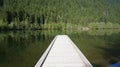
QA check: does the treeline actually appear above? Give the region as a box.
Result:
[0,0,120,30]
[88,22,120,29]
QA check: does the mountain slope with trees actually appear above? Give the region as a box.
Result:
[0,0,120,30]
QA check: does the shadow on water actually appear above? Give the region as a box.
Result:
[0,29,120,67]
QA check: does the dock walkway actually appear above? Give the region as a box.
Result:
[35,35,93,67]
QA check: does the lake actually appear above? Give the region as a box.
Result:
[0,29,120,67]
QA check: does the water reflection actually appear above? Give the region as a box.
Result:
[69,29,120,67]
[0,30,58,67]
[0,29,120,67]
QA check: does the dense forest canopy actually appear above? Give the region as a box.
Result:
[0,0,120,30]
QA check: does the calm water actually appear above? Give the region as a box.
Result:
[0,30,120,67]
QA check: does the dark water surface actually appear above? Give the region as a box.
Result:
[0,30,120,67]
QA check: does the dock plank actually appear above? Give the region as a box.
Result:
[35,35,93,67]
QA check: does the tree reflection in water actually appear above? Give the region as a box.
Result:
[0,30,120,67]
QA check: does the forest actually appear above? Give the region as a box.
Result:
[0,0,120,30]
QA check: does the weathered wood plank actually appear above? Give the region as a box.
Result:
[35,35,93,67]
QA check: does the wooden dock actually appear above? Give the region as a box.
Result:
[35,35,93,67]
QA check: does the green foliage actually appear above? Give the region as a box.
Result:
[88,22,120,29]
[0,0,120,30]
[88,29,120,36]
